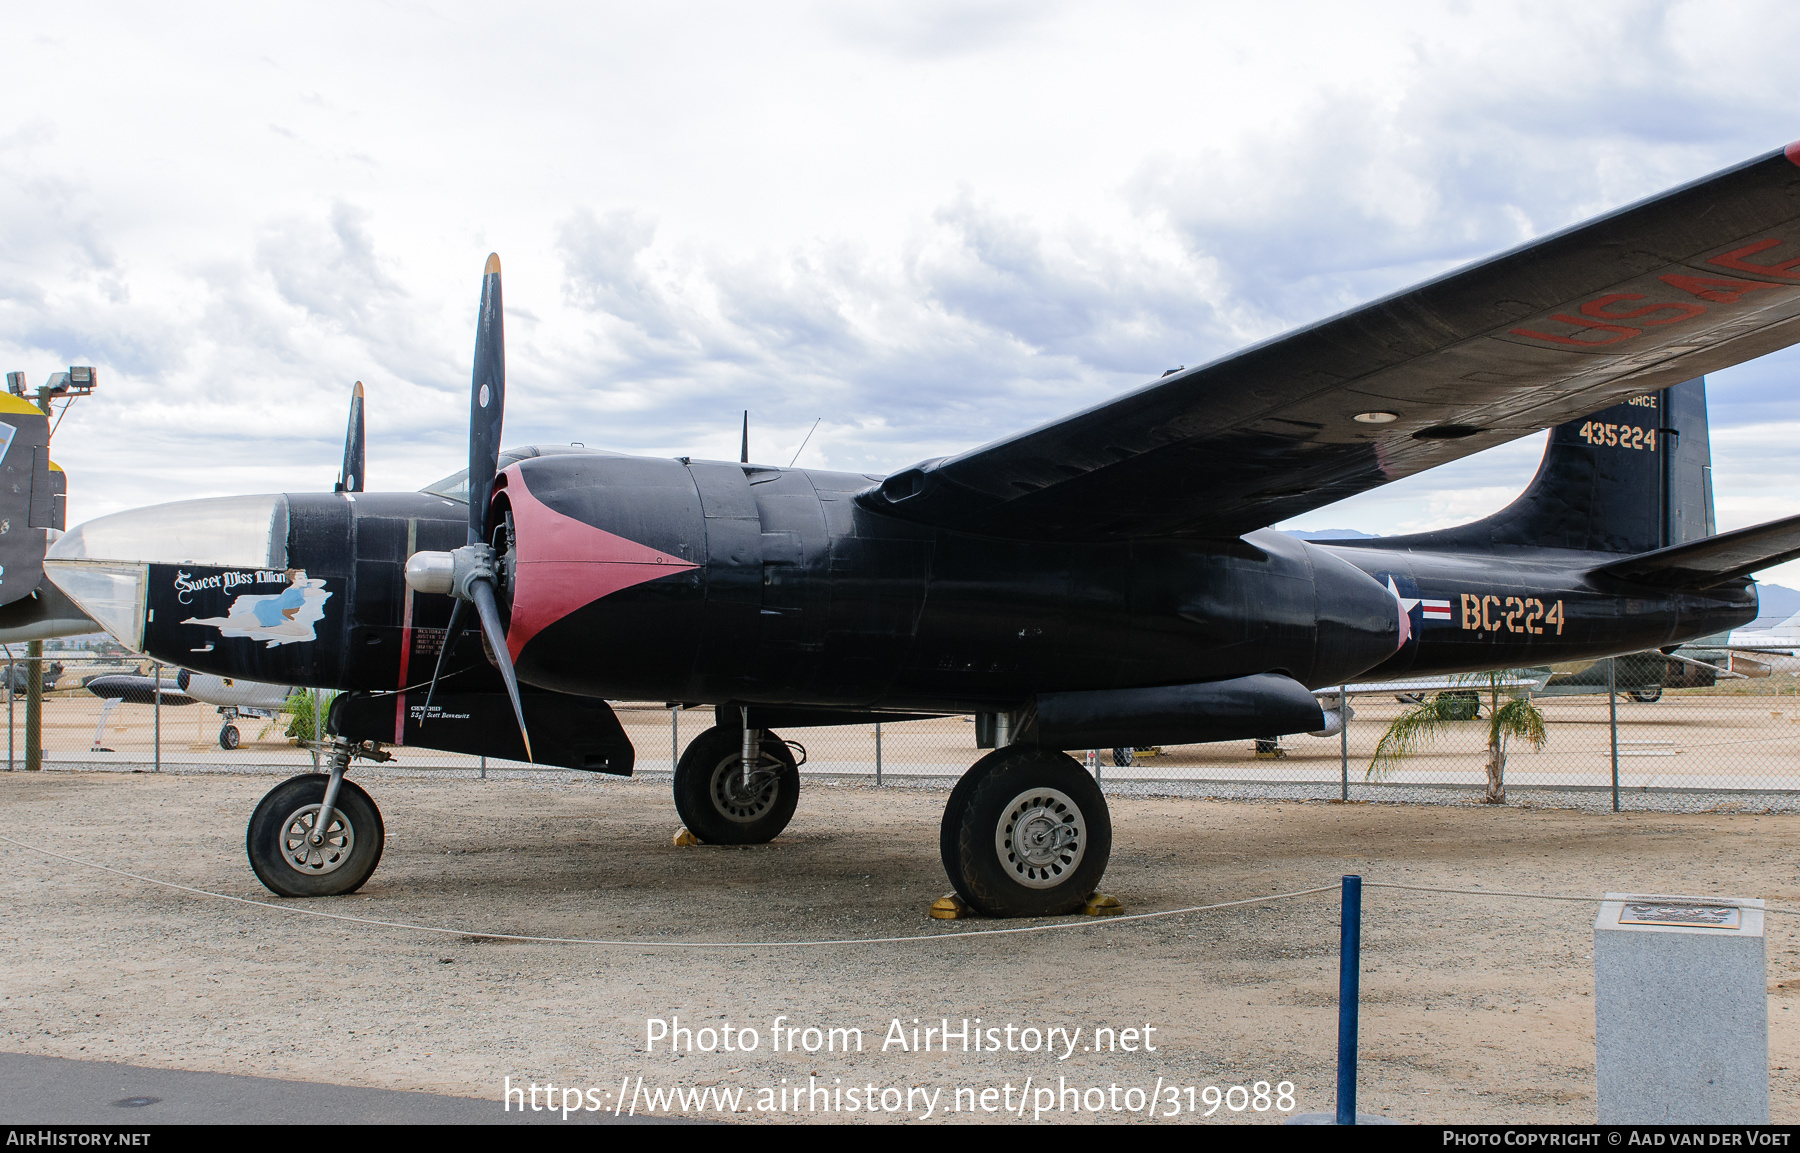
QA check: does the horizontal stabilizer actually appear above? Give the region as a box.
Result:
[1594,512,1800,589]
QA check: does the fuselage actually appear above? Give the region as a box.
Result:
[51,448,1756,718]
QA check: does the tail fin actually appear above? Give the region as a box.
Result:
[1398,377,1713,555]
[0,393,63,607]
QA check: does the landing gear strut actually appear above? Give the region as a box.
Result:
[672,718,801,845]
[940,746,1112,918]
[246,739,391,897]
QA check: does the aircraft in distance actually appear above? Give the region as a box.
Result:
[0,379,101,646]
[84,669,297,750]
[42,142,1800,917]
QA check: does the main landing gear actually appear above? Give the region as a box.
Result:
[246,739,392,897]
[673,714,1115,918]
[673,717,802,845]
[940,746,1112,918]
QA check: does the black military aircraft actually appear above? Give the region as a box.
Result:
[43,142,1800,916]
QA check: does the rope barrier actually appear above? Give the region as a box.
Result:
[7,831,1793,949]
[1365,880,1800,916]
[0,833,1333,948]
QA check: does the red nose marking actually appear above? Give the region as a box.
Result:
[1788,140,1800,168]
[500,465,698,660]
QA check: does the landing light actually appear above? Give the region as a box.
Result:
[1352,411,1399,424]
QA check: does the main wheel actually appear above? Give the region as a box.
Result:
[219,724,241,750]
[940,746,1113,918]
[246,774,385,897]
[672,725,800,845]
[1436,690,1481,720]
[1110,747,1133,767]
[1629,687,1663,703]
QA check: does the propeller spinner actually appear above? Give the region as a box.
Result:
[403,254,533,759]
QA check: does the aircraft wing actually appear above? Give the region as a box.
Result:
[860,145,1800,541]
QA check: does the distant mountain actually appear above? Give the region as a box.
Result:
[1281,529,1380,541]
[1749,583,1800,629]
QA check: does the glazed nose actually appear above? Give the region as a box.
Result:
[43,494,289,649]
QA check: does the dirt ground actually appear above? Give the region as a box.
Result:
[3,770,1799,1125]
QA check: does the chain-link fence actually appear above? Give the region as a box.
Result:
[11,652,1800,807]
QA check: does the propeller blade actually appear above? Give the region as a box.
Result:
[423,597,468,711]
[740,410,749,464]
[469,577,532,761]
[468,254,506,546]
[335,381,365,493]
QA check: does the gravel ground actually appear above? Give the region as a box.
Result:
[6,769,1800,1125]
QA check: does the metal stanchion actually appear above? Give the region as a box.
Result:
[5,647,14,772]
[875,722,883,787]
[1609,657,1620,813]
[153,662,162,774]
[1336,874,1362,1125]
[1339,683,1348,802]
[480,756,487,779]
[24,638,41,771]
[671,705,678,771]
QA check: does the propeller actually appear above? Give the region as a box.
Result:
[740,410,749,464]
[335,381,365,493]
[405,254,532,760]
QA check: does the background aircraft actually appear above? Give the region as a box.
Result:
[42,142,1800,917]
[83,669,297,751]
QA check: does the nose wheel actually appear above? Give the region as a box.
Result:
[672,724,800,844]
[247,773,385,896]
[940,747,1112,918]
[246,740,392,897]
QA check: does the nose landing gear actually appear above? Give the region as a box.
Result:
[246,739,392,897]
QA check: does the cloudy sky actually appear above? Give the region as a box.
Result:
[5,2,1800,579]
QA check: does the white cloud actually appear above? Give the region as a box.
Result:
[0,0,1795,543]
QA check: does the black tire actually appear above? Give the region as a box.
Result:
[219,724,240,750]
[1436,690,1481,720]
[672,725,800,845]
[1110,747,1133,768]
[940,746,1113,918]
[1629,687,1663,703]
[246,774,385,898]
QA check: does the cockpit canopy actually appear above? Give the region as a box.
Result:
[421,445,624,503]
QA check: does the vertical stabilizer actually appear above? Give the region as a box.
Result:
[1385,378,1713,556]
[0,393,59,607]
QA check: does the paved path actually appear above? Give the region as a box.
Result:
[0,1052,690,1125]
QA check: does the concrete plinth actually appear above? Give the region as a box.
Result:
[1594,893,1767,1124]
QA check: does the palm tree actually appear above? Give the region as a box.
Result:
[1369,671,1547,803]
[280,690,337,743]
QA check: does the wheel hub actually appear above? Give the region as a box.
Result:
[995,787,1087,889]
[279,804,355,875]
[709,756,781,823]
